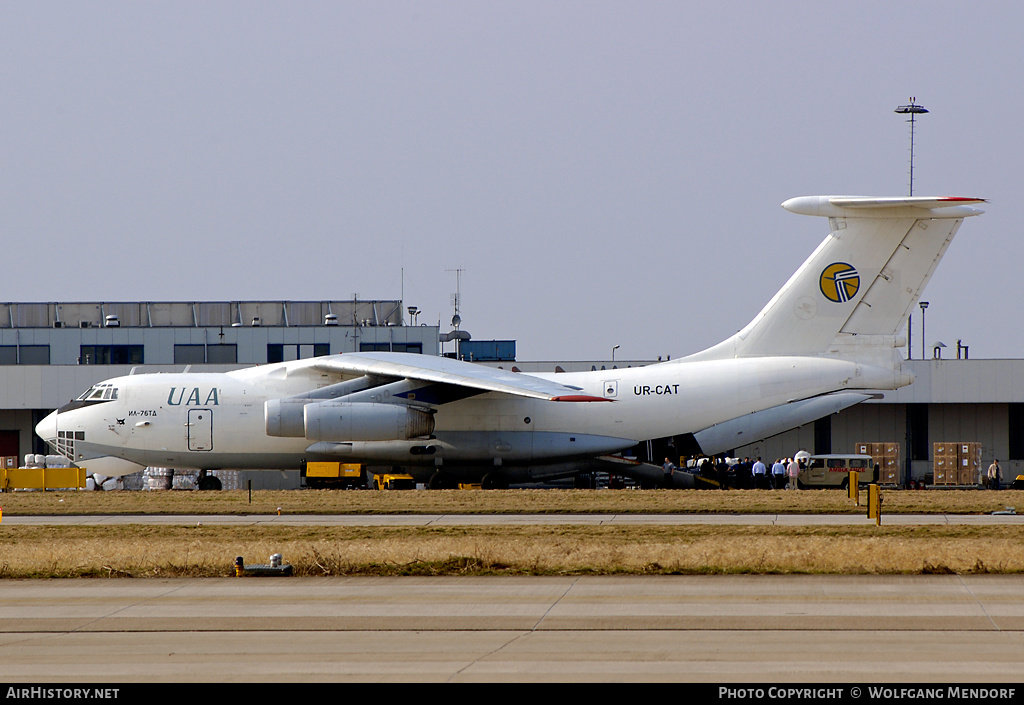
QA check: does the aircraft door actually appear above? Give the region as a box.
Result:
[808,458,825,484]
[188,409,213,451]
[123,384,152,452]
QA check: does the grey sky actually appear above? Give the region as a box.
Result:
[1,1,1018,361]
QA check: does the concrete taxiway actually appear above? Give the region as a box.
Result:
[2,512,1022,682]
[1,575,1023,682]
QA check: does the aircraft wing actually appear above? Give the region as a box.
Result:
[310,352,607,402]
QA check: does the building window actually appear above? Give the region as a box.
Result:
[907,403,929,461]
[359,343,422,354]
[1010,404,1024,461]
[79,345,144,365]
[174,344,238,365]
[267,344,330,363]
[814,415,832,455]
[207,344,238,364]
[0,345,50,365]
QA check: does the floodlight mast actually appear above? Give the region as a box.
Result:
[895,98,929,360]
[894,98,929,196]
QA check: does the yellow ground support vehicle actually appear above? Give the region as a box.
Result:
[372,473,416,490]
[301,461,365,489]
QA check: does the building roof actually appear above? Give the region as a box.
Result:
[0,300,404,328]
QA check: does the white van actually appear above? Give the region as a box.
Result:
[799,453,877,489]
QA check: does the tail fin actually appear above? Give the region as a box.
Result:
[688,196,985,360]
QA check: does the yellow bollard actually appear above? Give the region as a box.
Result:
[867,484,882,526]
[849,471,860,506]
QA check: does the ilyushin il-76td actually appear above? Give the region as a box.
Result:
[36,195,985,488]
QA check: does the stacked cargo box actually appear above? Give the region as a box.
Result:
[957,442,983,486]
[855,442,901,485]
[880,442,901,485]
[932,443,958,485]
[932,442,983,485]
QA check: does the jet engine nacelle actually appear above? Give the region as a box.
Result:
[265,398,310,438]
[302,401,435,442]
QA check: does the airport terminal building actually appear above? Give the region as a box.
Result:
[1,299,1022,488]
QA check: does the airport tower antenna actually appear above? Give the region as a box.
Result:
[445,267,468,358]
[895,98,928,360]
[895,98,929,196]
[446,267,464,323]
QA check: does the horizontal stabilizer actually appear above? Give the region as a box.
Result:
[783,196,985,218]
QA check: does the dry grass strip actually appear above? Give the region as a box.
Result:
[1,524,1020,578]
[0,488,1020,516]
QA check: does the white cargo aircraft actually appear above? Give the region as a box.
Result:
[37,196,984,488]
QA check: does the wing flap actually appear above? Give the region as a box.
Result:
[311,352,602,402]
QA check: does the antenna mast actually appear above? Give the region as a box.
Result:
[445,267,467,358]
[446,267,464,322]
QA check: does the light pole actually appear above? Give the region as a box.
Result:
[919,301,929,360]
[895,98,928,196]
[611,345,619,363]
[896,98,929,358]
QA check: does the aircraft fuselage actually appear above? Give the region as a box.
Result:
[38,353,901,480]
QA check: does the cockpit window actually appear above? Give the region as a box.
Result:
[76,383,118,402]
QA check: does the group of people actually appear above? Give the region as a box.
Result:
[661,455,1010,490]
[747,456,804,490]
[661,455,806,489]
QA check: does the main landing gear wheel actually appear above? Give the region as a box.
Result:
[428,471,458,490]
[197,474,222,491]
[480,472,509,490]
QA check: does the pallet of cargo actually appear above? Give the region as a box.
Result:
[933,441,983,487]
[856,441,900,485]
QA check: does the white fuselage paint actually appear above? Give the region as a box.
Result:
[38,354,897,473]
[40,195,982,479]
